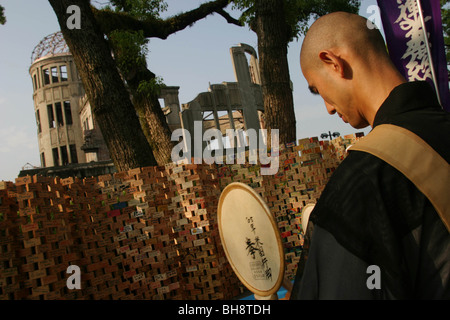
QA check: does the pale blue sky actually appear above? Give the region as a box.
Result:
[0,0,379,181]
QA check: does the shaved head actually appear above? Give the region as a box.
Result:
[299,12,406,129]
[300,12,388,73]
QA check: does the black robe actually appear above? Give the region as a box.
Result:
[291,81,450,300]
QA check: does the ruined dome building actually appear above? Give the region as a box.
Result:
[24,31,265,178]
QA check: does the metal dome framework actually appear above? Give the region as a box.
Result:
[31,31,69,64]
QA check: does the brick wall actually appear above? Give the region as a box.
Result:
[0,134,358,300]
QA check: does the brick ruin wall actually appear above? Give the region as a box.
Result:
[0,135,358,300]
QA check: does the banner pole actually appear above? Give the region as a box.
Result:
[416,0,443,107]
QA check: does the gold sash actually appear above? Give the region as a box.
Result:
[349,124,450,232]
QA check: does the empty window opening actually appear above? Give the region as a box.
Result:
[33,74,38,91]
[233,110,245,130]
[41,152,46,167]
[159,99,169,122]
[60,65,68,82]
[202,111,217,134]
[69,144,78,164]
[217,111,230,132]
[239,129,250,147]
[51,67,59,83]
[43,68,50,85]
[60,146,69,166]
[47,104,55,128]
[55,102,64,126]
[64,101,73,125]
[36,68,41,88]
[36,110,41,133]
[202,111,215,121]
[83,118,89,131]
[52,148,60,166]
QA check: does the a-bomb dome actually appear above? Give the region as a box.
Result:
[31,31,69,64]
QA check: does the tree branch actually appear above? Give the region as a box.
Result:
[93,0,240,39]
[216,8,243,27]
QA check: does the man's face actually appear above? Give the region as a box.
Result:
[302,64,369,129]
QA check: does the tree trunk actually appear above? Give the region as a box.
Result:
[254,0,297,145]
[127,67,175,165]
[48,0,157,171]
[135,97,174,165]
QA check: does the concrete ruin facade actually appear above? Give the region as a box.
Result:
[29,45,86,168]
[28,32,182,172]
[28,32,264,176]
[180,43,265,153]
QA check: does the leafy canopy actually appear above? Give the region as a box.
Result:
[0,5,6,25]
[101,1,168,95]
[109,29,149,74]
[107,0,167,19]
[232,0,360,40]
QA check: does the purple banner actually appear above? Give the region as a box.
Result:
[377,0,450,111]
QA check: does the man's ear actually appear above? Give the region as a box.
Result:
[318,50,346,78]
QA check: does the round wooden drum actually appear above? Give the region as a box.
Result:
[218,182,284,298]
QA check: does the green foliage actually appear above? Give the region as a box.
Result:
[293,0,360,38]
[231,0,255,26]
[101,2,168,91]
[106,0,167,19]
[108,29,166,95]
[232,0,360,40]
[0,5,6,25]
[137,76,165,99]
[109,29,149,75]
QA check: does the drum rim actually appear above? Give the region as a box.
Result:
[301,202,316,233]
[218,182,285,297]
